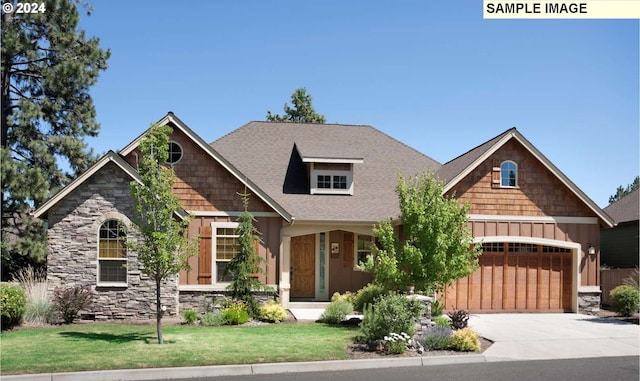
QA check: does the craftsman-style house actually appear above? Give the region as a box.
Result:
[33,113,613,319]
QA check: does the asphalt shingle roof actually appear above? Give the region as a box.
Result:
[603,188,639,224]
[436,128,515,184]
[211,122,441,222]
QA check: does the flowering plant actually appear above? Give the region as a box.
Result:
[384,332,410,354]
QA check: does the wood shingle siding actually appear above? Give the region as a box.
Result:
[448,140,596,217]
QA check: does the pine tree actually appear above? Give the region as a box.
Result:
[266,87,327,123]
[1,0,110,279]
[129,124,197,344]
[225,193,265,318]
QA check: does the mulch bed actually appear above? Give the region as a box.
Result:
[346,337,493,359]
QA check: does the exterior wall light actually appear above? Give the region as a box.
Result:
[587,244,596,256]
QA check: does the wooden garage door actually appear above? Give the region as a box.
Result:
[442,243,572,312]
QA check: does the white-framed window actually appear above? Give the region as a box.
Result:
[212,222,240,284]
[354,235,373,269]
[500,160,517,187]
[98,219,127,286]
[311,170,353,195]
[166,141,183,164]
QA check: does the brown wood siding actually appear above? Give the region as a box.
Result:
[179,215,282,286]
[328,230,373,296]
[123,125,274,213]
[447,140,596,218]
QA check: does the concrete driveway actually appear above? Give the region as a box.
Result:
[469,313,640,361]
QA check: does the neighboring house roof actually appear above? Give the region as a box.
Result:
[119,112,293,222]
[603,188,639,225]
[437,127,615,228]
[32,151,188,220]
[211,122,441,223]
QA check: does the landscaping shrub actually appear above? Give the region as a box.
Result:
[450,327,481,352]
[447,308,469,330]
[610,285,640,317]
[319,299,354,325]
[353,283,386,312]
[384,332,410,354]
[201,311,226,326]
[330,291,355,305]
[360,293,423,343]
[221,301,250,325]
[52,285,92,324]
[181,309,199,325]
[0,283,26,329]
[420,325,453,350]
[259,300,287,323]
[13,266,52,324]
[430,299,444,317]
[433,315,451,328]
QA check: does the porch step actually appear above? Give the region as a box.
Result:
[288,302,329,322]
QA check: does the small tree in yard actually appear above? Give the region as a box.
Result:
[129,124,197,344]
[224,193,265,318]
[361,172,482,294]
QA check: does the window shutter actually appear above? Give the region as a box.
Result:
[491,159,501,188]
[518,162,525,187]
[198,226,212,284]
[343,232,354,268]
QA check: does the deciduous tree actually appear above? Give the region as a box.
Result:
[361,173,482,293]
[129,124,197,344]
[266,87,326,123]
[1,0,110,279]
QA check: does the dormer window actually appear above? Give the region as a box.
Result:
[313,171,351,194]
[306,159,362,195]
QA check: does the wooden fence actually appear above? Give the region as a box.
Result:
[600,268,638,306]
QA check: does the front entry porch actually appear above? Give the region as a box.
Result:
[279,225,375,308]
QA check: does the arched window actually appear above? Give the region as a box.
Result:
[166,141,183,164]
[500,161,517,187]
[98,220,127,285]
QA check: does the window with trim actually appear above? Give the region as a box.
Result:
[98,220,127,285]
[166,141,183,164]
[311,170,353,194]
[500,160,517,187]
[355,235,373,269]
[213,222,240,283]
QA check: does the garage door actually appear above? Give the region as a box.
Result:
[442,242,573,312]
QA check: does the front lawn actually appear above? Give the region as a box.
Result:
[0,323,357,375]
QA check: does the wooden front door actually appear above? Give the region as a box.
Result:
[291,234,315,298]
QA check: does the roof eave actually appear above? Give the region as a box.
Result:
[443,129,614,228]
[32,151,142,219]
[120,113,292,223]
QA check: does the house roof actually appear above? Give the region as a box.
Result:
[119,112,293,222]
[211,122,441,223]
[603,188,639,224]
[437,127,615,228]
[32,151,187,220]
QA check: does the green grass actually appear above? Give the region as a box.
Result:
[0,323,357,375]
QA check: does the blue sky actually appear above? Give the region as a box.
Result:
[79,1,638,208]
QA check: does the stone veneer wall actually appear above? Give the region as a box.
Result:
[578,290,601,315]
[46,162,178,320]
[179,290,277,315]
